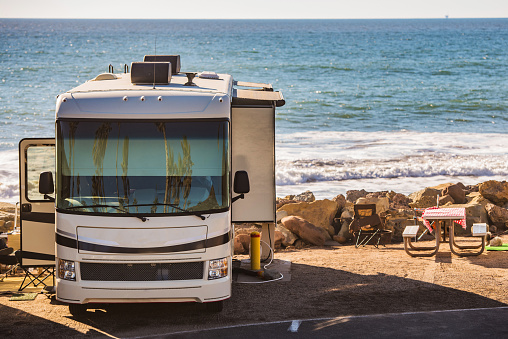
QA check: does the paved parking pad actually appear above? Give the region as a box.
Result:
[151,306,508,339]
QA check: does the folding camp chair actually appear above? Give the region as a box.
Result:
[14,251,55,291]
[349,204,386,248]
[0,247,19,282]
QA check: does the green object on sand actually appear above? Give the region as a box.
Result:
[486,244,508,251]
[9,292,39,301]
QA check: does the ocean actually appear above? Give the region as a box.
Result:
[1,18,508,202]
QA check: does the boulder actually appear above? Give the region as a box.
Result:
[274,230,285,249]
[384,209,418,242]
[479,180,508,205]
[275,224,298,247]
[293,190,316,202]
[346,189,369,202]
[281,216,326,246]
[341,209,353,219]
[409,187,440,208]
[333,235,347,244]
[332,194,346,216]
[355,196,389,214]
[277,199,338,237]
[337,218,354,240]
[234,234,251,254]
[276,198,296,210]
[442,184,466,204]
[485,203,508,230]
[387,191,412,210]
[276,210,288,223]
[438,194,455,206]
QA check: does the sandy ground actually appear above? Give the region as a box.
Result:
[0,235,507,338]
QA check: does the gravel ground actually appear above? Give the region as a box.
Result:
[0,235,507,338]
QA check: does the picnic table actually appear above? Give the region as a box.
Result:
[403,207,487,257]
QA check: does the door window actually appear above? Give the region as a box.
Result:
[26,145,55,201]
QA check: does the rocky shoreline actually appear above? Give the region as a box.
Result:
[234,180,508,254]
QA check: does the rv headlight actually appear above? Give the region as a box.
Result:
[208,258,228,280]
[58,259,76,281]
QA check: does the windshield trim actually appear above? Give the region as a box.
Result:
[56,206,229,218]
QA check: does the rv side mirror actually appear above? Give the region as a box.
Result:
[39,171,54,195]
[234,171,250,194]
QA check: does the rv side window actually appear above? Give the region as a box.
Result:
[25,145,55,201]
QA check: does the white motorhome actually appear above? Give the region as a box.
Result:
[18,55,284,314]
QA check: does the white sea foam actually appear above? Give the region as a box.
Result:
[275,130,508,198]
[0,149,19,203]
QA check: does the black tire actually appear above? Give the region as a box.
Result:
[68,303,88,317]
[205,300,223,313]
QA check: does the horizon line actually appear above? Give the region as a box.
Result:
[2,17,508,20]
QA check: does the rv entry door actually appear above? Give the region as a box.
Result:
[19,138,56,266]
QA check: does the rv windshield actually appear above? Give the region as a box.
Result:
[56,120,229,216]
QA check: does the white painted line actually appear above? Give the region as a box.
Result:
[288,320,301,333]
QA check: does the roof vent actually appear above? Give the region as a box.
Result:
[130,62,171,85]
[143,55,181,74]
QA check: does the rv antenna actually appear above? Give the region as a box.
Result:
[153,36,157,89]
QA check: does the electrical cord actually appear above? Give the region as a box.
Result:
[234,240,284,284]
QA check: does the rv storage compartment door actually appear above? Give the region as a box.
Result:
[19,138,56,266]
[231,107,275,223]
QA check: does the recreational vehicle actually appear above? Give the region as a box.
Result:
[18,55,284,314]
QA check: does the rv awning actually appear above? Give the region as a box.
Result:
[232,88,285,107]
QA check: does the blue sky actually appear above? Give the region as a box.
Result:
[1,0,507,19]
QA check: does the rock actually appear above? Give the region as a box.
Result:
[333,194,346,210]
[438,194,455,206]
[277,199,338,237]
[293,190,315,202]
[234,223,261,236]
[274,230,284,249]
[276,198,296,210]
[293,239,306,249]
[387,191,412,210]
[234,236,246,254]
[355,196,389,214]
[384,212,419,242]
[479,180,508,205]
[485,203,508,230]
[341,209,353,219]
[276,210,288,223]
[409,187,440,208]
[442,184,466,204]
[490,236,503,247]
[338,218,354,240]
[346,189,369,202]
[464,184,480,194]
[275,224,298,247]
[333,235,347,244]
[234,233,251,254]
[281,216,326,246]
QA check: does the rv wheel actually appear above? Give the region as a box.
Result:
[205,300,223,313]
[69,303,88,317]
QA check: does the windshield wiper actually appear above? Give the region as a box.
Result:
[66,204,148,222]
[124,203,206,221]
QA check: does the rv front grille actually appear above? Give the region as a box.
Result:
[80,262,204,281]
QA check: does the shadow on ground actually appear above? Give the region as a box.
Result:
[0,303,102,338]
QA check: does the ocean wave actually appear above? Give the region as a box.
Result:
[276,154,508,186]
